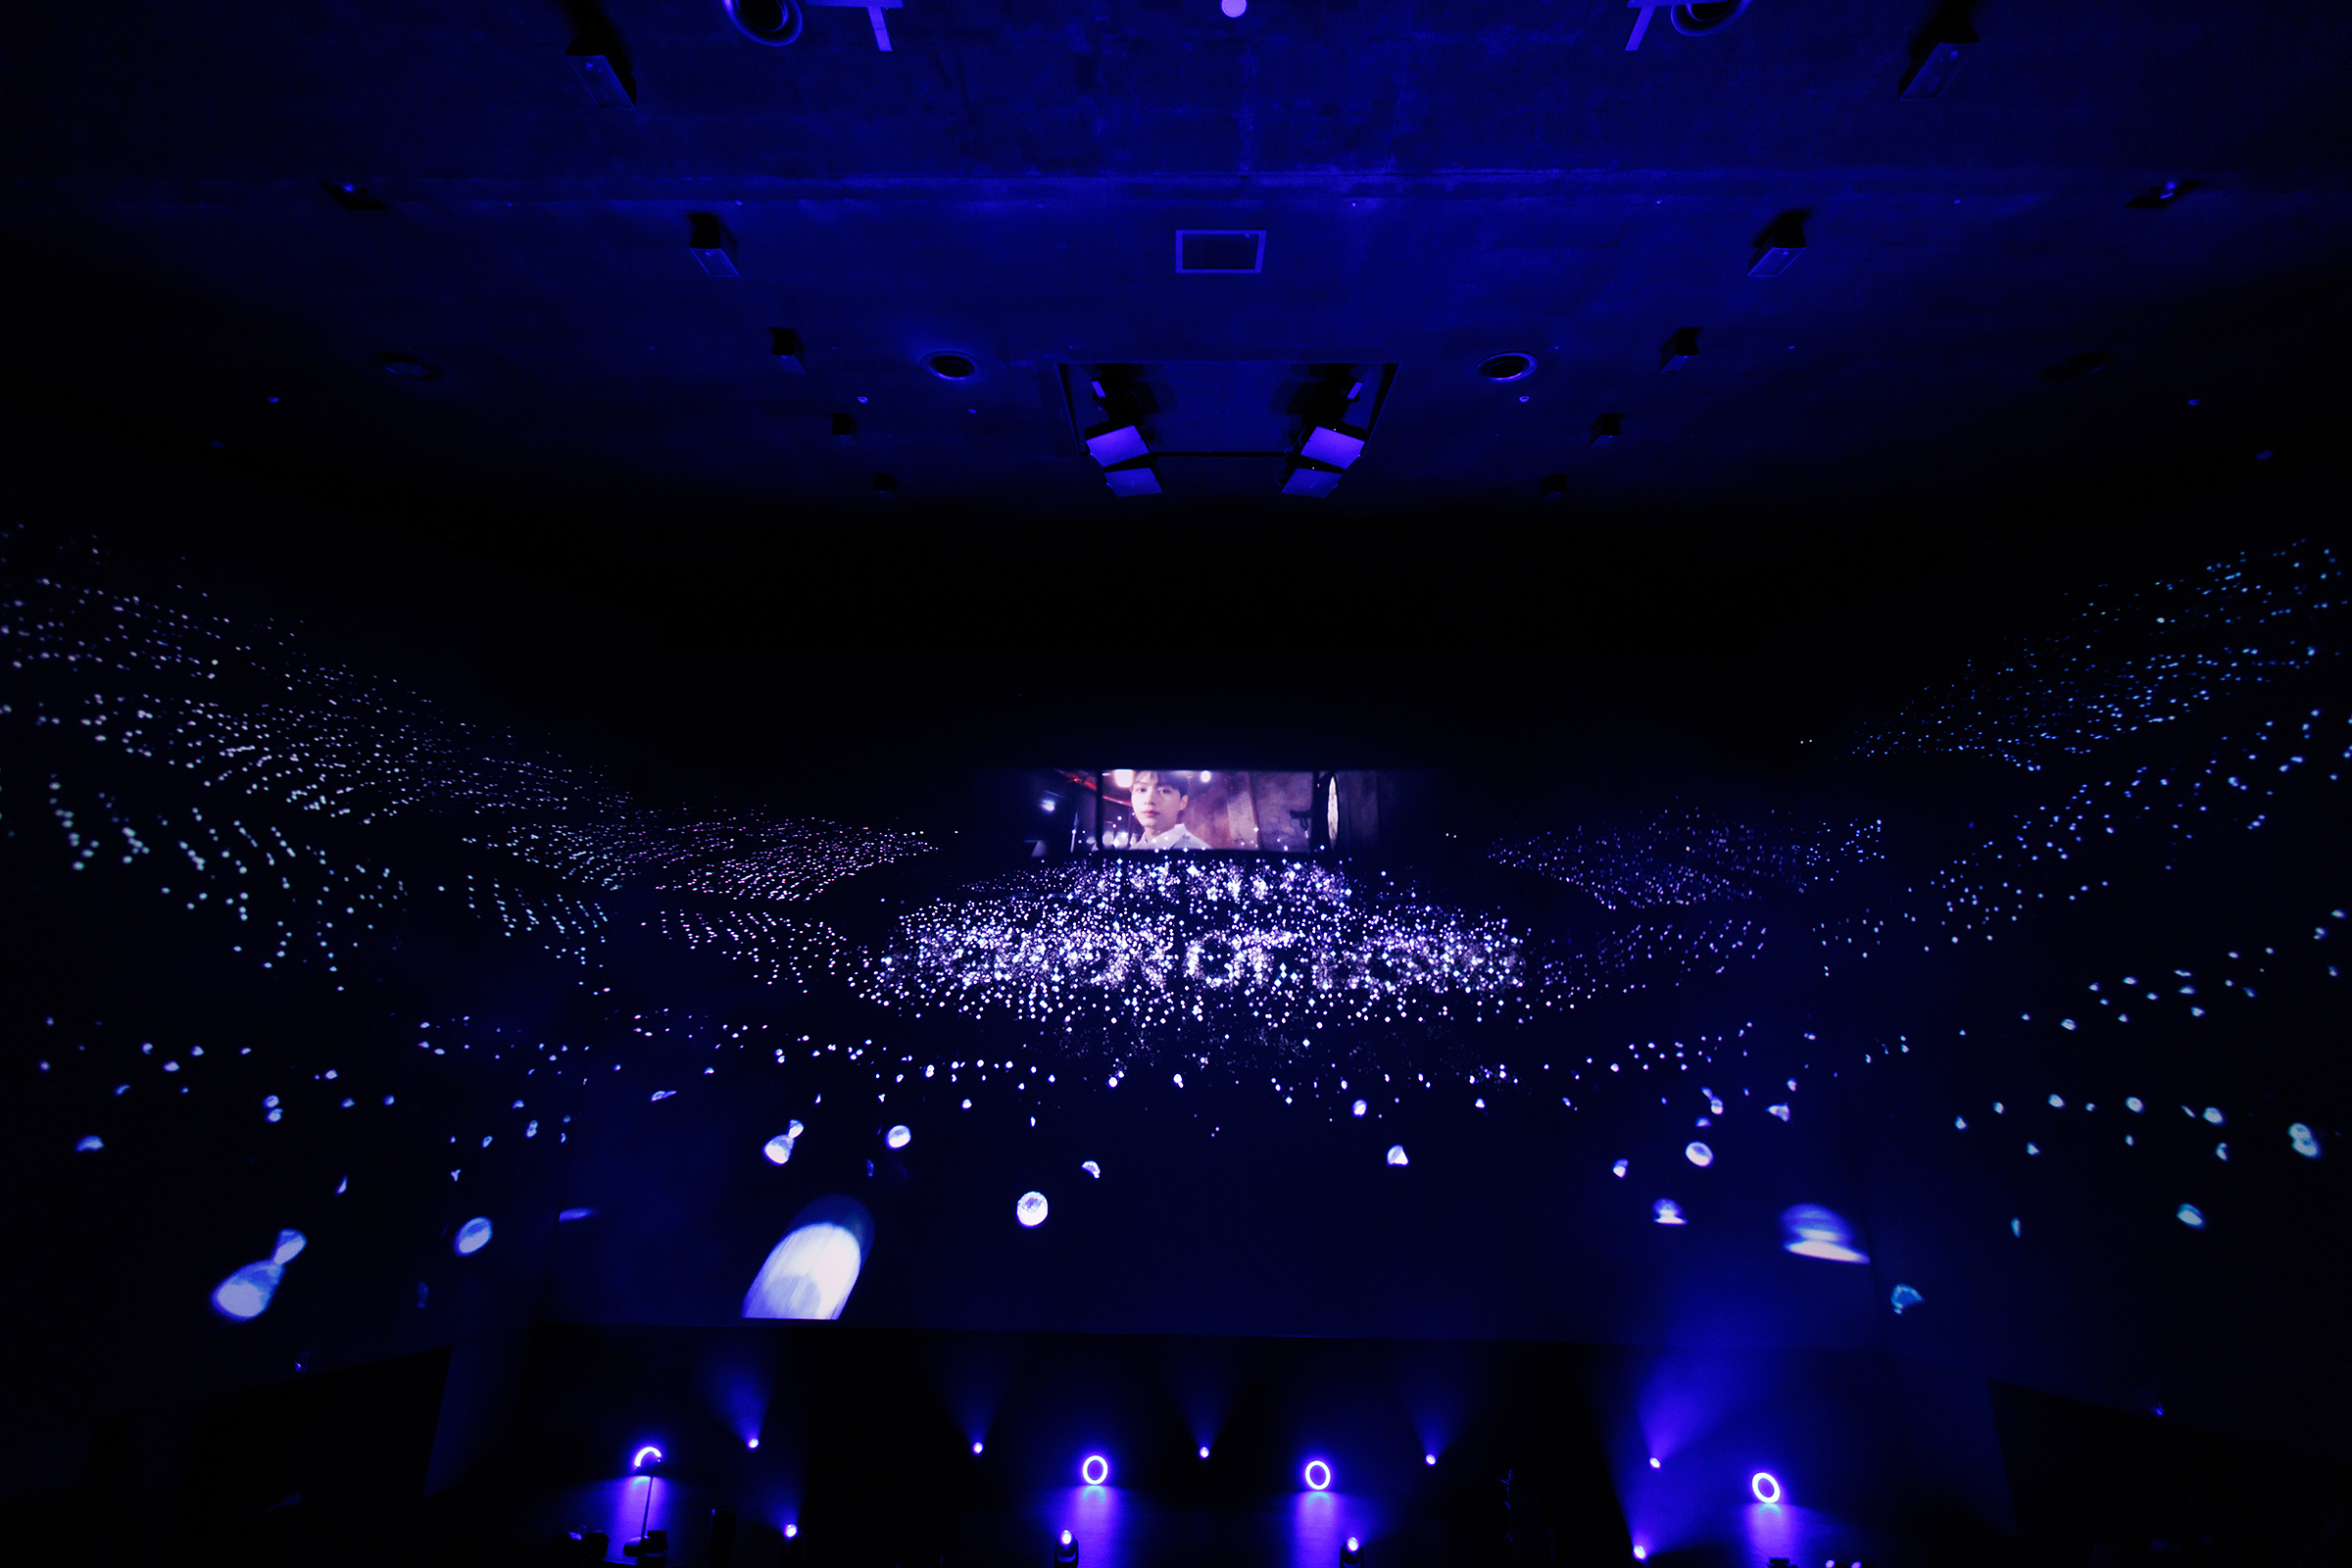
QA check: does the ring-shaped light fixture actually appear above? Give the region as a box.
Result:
[1475,353,1537,383]
[1670,0,1750,35]
[723,0,805,46]
[922,351,981,380]
[1081,1454,1110,1486]
[632,1446,664,1470]
[1303,1459,1332,1492]
[1750,1471,1781,1504]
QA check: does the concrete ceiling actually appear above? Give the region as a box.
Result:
[4,0,2349,517]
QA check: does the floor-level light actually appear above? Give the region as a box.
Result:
[1054,1529,1079,1567]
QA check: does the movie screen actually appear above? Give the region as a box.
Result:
[1091,769,1377,852]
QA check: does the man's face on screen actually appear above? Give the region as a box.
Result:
[1130,774,1187,834]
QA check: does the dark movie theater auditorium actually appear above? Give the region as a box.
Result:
[3,3,2347,1565]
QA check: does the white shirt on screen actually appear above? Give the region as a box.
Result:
[1135,823,1211,852]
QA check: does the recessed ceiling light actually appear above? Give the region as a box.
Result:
[1477,353,1537,382]
[923,352,980,380]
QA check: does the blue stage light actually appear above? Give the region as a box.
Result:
[1648,1457,1660,1469]
[747,1437,760,1449]
[1342,1536,1363,1568]
[1082,1454,1109,1485]
[1199,1446,1210,1459]
[632,1446,663,1470]
[1633,1548,1647,1562]
[1750,1471,1781,1504]
[1303,1460,1331,1491]
[784,1525,799,1540]
[1055,1529,1079,1567]
[972,1441,985,1454]
[1424,1453,1436,1466]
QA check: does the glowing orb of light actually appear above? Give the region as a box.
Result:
[1890,1284,1925,1314]
[742,1196,872,1320]
[1780,1203,1870,1263]
[886,1124,911,1150]
[1200,1446,1211,1459]
[1082,1454,1109,1485]
[2177,1203,2206,1228]
[1386,1145,1408,1166]
[1082,1159,1102,1178]
[211,1260,285,1320]
[1352,1100,1367,1117]
[785,1525,799,1540]
[633,1446,663,1470]
[1424,1453,1437,1466]
[748,1437,760,1449]
[1221,0,1247,16]
[1017,1191,1050,1227]
[455,1216,492,1255]
[1634,1549,1648,1562]
[1648,1457,1661,1469]
[1750,1471,1781,1504]
[1303,1460,1331,1491]
[2289,1121,2322,1157]
[1652,1199,1686,1226]
[1685,1141,1714,1167]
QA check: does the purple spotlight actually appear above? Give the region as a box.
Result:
[1303,1460,1332,1492]
[631,1446,663,1470]
[1081,1454,1109,1486]
[1424,1453,1436,1466]
[1633,1548,1648,1562]
[784,1525,799,1541]
[1648,1456,1660,1469]
[972,1441,985,1455]
[747,1437,760,1450]
[1199,1446,1210,1459]
[1751,1471,1782,1504]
